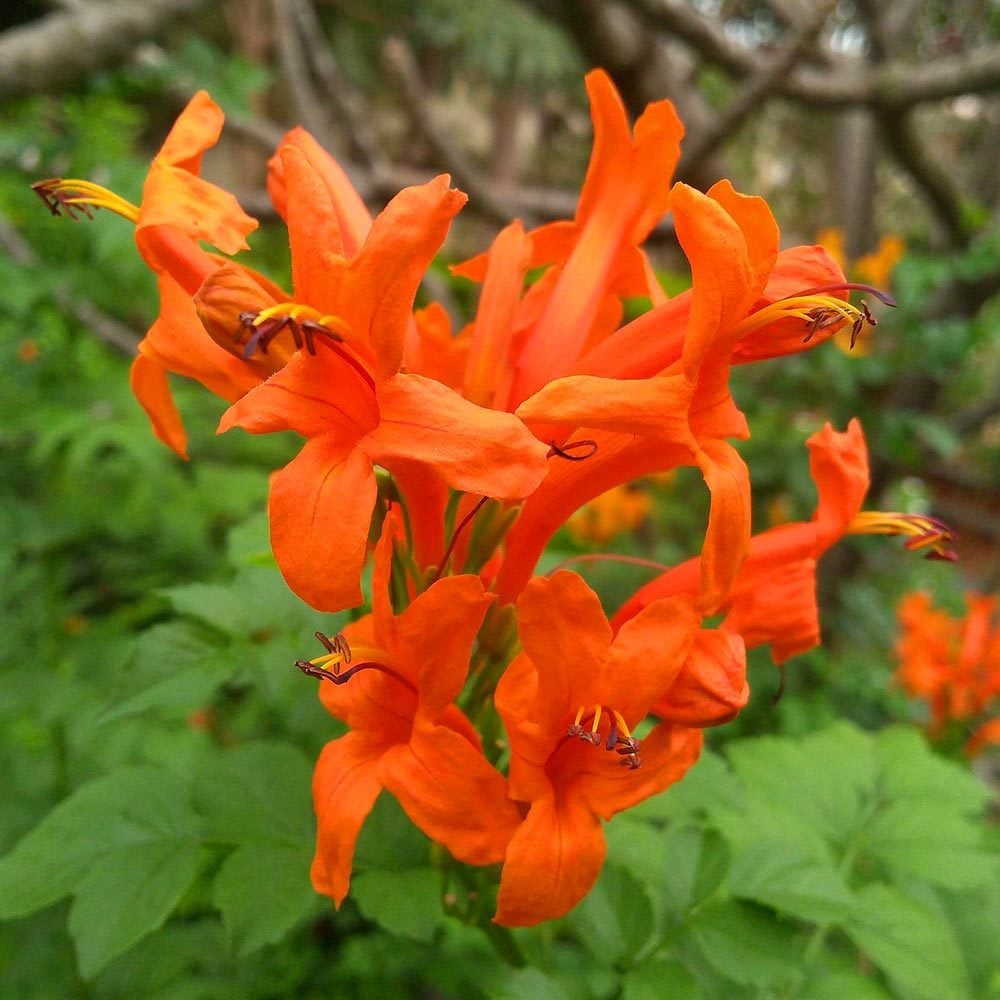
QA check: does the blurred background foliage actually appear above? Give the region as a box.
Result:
[0,0,998,997]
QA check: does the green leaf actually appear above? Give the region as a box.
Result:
[99,622,231,724]
[350,867,443,942]
[661,824,730,917]
[865,800,994,890]
[69,839,203,979]
[725,723,875,845]
[844,883,970,1000]
[727,839,855,924]
[874,727,991,814]
[193,742,313,845]
[632,750,743,821]
[212,843,316,956]
[354,793,431,872]
[622,958,699,1000]
[800,968,894,999]
[487,968,573,1000]
[567,863,654,966]
[682,899,803,989]
[0,766,202,978]
[194,744,316,956]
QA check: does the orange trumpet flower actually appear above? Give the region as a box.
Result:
[304,516,522,907]
[494,572,704,925]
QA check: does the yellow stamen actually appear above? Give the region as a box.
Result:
[730,294,865,342]
[254,302,354,340]
[32,178,140,223]
[849,511,957,561]
[611,710,633,740]
[589,704,603,735]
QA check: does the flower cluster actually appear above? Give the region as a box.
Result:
[895,592,1000,756]
[34,71,957,926]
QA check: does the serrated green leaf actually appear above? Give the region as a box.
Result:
[844,883,969,1000]
[682,899,802,988]
[622,957,699,1000]
[350,867,443,942]
[0,766,202,978]
[606,815,667,889]
[0,766,197,920]
[874,727,991,814]
[164,583,252,637]
[728,839,855,924]
[567,863,654,966]
[354,793,430,872]
[212,842,316,956]
[726,723,875,845]
[866,801,993,890]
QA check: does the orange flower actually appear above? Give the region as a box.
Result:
[613,421,957,666]
[493,572,704,925]
[304,516,522,906]
[894,591,1000,754]
[454,70,683,410]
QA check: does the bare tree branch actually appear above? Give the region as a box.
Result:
[0,0,211,101]
[291,0,389,179]
[679,0,837,177]
[270,0,336,147]
[379,35,520,226]
[625,0,1000,109]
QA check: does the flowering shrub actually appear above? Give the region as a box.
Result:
[13,70,985,978]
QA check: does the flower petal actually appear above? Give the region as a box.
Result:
[268,126,371,258]
[463,220,532,408]
[218,340,378,441]
[808,419,869,549]
[268,437,377,612]
[311,731,388,907]
[342,175,467,377]
[575,722,702,822]
[655,630,749,726]
[368,372,548,500]
[380,720,520,865]
[516,572,613,725]
[494,791,606,927]
[606,595,701,720]
[394,575,493,718]
[129,353,187,459]
[139,92,257,257]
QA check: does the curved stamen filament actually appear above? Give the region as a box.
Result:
[566,704,642,769]
[731,293,883,350]
[32,178,140,223]
[239,306,376,389]
[255,303,353,340]
[295,631,417,693]
[849,511,958,562]
[548,438,599,461]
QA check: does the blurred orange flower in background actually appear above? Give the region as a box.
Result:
[895,592,1000,756]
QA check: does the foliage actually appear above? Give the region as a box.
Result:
[1,30,998,1000]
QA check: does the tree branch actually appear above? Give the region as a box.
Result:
[0,0,211,100]
[626,0,1000,109]
[680,0,837,177]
